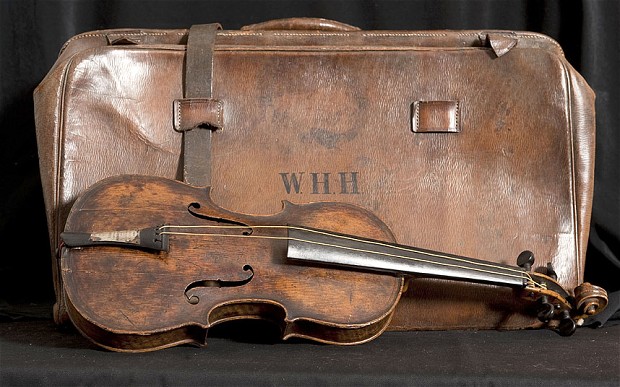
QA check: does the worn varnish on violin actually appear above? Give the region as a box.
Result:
[61,175,403,351]
[60,175,608,352]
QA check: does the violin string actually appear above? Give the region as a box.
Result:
[158,224,541,288]
[159,224,531,277]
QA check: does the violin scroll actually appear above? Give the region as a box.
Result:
[573,283,608,320]
[515,251,608,336]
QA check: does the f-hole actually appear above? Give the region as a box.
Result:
[184,264,254,304]
[187,202,253,235]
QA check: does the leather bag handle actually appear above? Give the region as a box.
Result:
[241,17,360,32]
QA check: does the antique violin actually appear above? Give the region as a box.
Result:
[60,175,608,352]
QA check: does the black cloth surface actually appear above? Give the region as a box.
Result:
[1,320,619,386]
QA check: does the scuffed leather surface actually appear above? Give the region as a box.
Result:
[34,27,595,329]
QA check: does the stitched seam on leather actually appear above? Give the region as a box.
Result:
[515,34,562,50]
[60,30,562,56]
[175,100,182,130]
[219,32,263,36]
[218,30,560,51]
[215,46,493,52]
[107,32,170,37]
[60,30,562,52]
[273,32,351,36]
[566,64,580,282]
[364,33,449,37]
[561,60,580,282]
[55,56,75,244]
[327,31,559,52]
[456,31,562,51]
[413,102,420,131]
[455,101,460,132]
[60,31,186,54]
[216,101,223,128]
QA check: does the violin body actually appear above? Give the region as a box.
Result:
[61,175,404,352]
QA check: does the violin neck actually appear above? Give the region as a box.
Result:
[286,227,527,288]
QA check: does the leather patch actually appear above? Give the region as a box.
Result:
[483,33,518,58]
[173,98,223,132]
[411,101,460,133]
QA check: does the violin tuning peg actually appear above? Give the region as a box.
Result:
[517,250,535,271]
[557,311,577,336]
[536,295,555,323]
[545,263,557,280]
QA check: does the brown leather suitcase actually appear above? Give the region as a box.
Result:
[34,18,595,330]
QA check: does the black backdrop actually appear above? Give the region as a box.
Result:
[1,0,618,319]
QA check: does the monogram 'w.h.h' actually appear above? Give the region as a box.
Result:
[34,18,595,331]
[280,172,360,195]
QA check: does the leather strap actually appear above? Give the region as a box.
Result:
[182,23,221,187]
